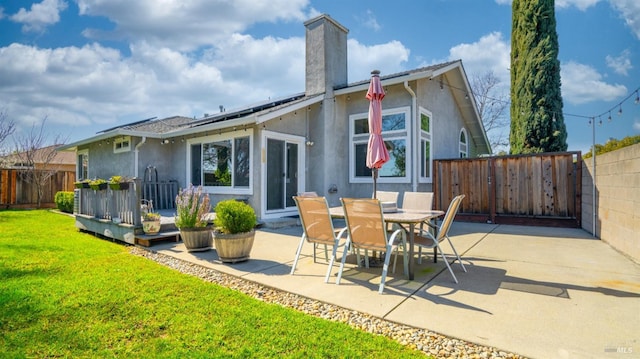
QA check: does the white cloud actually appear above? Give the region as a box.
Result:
[447,32,511,86]
[560,61,627,104]
[347,39,410,81]
[76,0,310,51]
[634,120,640,131]
[10,0,68,33]
[606,49,632,76]
[359,10,381,32]
[610,0,640,40]
[556,0,600,10]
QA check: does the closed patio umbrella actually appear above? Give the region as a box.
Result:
[366,70,389,199]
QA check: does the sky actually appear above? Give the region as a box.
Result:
[0,0,639,154]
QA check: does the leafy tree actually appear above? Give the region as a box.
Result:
[583,135,640,159]
[510,0,567,154]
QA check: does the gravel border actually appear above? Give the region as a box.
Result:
[130,247,525,358]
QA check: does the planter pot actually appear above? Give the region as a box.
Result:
[75,182,90,189]
[142,220,161,235]
[109,182,130,191]
[180,227,213,252]
[90,183,107,191]
[214,230,255,263]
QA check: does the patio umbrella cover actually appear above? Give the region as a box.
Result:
[366,70,389,198]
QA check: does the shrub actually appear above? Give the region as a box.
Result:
[54,191,74,213]
[213,200,257,234]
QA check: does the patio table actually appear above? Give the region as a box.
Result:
[329,206,444,280]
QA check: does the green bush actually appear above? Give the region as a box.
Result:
[214,200,256,234]
[54,191,74,213]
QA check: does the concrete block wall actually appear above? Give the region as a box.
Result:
[582,143,640,263]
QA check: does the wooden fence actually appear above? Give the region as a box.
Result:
[433,152,582,227]
[0,169,76,208]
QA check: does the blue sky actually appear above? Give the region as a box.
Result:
[0,0,638,154]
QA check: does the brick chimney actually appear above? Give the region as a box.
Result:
[304,14,348,96]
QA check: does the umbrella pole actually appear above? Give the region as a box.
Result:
[372,168,378,199]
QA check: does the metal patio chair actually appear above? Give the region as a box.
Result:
[336,198,408,294]
[413,194,467,283]
[291,196,348,282]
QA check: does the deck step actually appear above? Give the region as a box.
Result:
[135,231,180,247]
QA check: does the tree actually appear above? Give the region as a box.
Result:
[470,71,510,154]
[510,0,567,154]
[0,110,16,167]
[12,118,67,208]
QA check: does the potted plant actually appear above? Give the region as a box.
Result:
[89,178,108,191]
[141,212,161,234]
[213,199,257,263]
[108,175,130,190]
[74,179,91,189]
[175,184,213,252]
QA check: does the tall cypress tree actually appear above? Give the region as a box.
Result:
[510,0,567,154]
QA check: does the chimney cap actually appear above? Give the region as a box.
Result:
[371,70,380,76]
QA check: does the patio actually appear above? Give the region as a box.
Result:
[140,220,639,358]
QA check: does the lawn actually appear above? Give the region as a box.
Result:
[0,210,428,358]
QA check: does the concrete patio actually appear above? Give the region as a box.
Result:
[144,220,639,358]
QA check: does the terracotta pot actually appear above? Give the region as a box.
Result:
[214,230,255,263]
[180,227,213,252]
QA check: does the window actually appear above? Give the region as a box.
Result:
[77,150,88,180]
[419,109,432,181]
[350,107,410,183]
[113,136,131,153]
[188,132,252,193]
[459,128,468,158]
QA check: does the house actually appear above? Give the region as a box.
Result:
[60,14,490,222]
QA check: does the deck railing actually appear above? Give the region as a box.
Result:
[75,180,141,225]
[74,179,178,226]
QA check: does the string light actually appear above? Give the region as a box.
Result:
[434,77,638,125]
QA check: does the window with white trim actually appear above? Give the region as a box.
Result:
[188,132,252,192]
[350,107,409,183]
[113,136,131,153]
[459,128,468,158]
[419,109,432,181]
[77,149,88,180]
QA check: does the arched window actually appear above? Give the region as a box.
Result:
[459,128,468,158]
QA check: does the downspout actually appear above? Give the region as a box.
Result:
[404,81,418,192]
[134,136,147,179]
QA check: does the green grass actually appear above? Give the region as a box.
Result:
[0,210,428,358]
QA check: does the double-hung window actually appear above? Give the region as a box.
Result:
[350,106,410,183]
[419,108,432,182]
[188,131,252,194]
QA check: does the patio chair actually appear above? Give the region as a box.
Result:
[297,191,319,197]
[413,194,467,283]
[336,198,408,294]
[291,196,348,282]
[375,190,399,203]
[402,191,436,261]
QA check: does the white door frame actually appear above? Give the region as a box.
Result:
[260,130,306,219]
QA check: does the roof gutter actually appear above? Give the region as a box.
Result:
[404,80,418,192]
